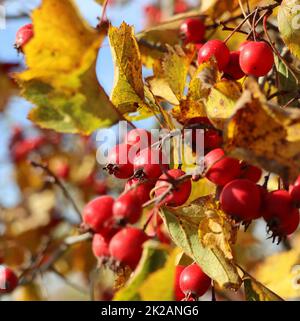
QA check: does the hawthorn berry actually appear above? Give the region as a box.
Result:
[220,179,262,221]
[109,227,149,270]
[125,178,154,204]
[15,24,34,51]
[154,169,192,207]
[133,147,169,181]
[289,176,300,206]
[197,40,230,71]
[82,195,114,234]
[223,51,245,80]
[92,234,111,259]
[240,162,262,183]
[238,40,251,52]
[180,18,206,44]
[204,148,241,186]
[204,129,223,150]
[113,191,143,224]
[174,265,185,301]
[239,41,274,77]
[0,266,18,294]
[106,144,134,179]
[179,263,211,298]
[124,128,152,150]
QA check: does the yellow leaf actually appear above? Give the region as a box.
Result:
[253,248,300,299]
[109,22,147,114]
[15,0,119,134]
[13,284,43,301]
[206,80,242,130]
[224,78,300,182]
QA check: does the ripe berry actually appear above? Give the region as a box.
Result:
[113,191,143,224]
[154,169,192,207]
[197,40,230,71]
[240,162,262,183]
[204,129,223,150]
[278,208,299,236]
[109,227,149,270]
[239,41,274,77]
[82,196,114,234]
[205,148,241,186]
[124,129,152,150]
[54,162,70,179]
[11,136,45,162]
[106,144,134,179]
[289,176,300,206]
[238,40,251,52]
[174,265,185,301]
[223,51,245,80]
[15,24,34,51]
[92,234,110,259]
[125,178,154,204]
[0,266,18,294]
[180,18,206,44]
[179,263,211,297]
[220,179,262,221]
[133,147,169,181]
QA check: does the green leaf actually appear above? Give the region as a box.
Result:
[278,0,300,60]
[113,242,168,301]
[109,22,147,114]
[160,198,241,290]
[15,0,119,134]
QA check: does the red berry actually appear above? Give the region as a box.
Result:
[240,162,262,183]
[15,24,34,51]
[239,41,274,77]
[133,147,169,181]
[106,144,135,179]
[179,263,211,297]
[82,196,114,234]
[124,129,152,150]
[92,234,111,259]
[55,162,70,179]
[180,18,206,44]
[289,175,300,206]
[223,51,245,80]
[197,40,230,71]
[204,129,223,150]
[155,169,192,207]
[205,148,241,186]
[93,180,107,195]
[125,178,154,204]
[279,208,299,235]
[109,227,149,270]
[220,179,262,221]
[113,191,143,224]
[174,265,185,301]
[238,40,251,52]
[11,136,45,162]
[0,266,18,294]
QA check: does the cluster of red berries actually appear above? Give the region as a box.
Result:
[180,18,274,78]
[204,148,300,242]
[0,266,18,295]
[82,128,193,271]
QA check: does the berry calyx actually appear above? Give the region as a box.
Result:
[133,147,169,181]
[197,40,230,71]
[113,191,143,224]
[179,263,211,298]
[0,266,18,294]
[180,18,206,44]
[223,51,245,80]
[82,196,114,234]
[205,148,241,186]
[154,169,192,207]
[15,24,34,51]
[239,41,274,77]
[109,227,149,270]
[106,144,135,179]
[124,129,153,150]
[125,178,154,204]
[220,179,262,221]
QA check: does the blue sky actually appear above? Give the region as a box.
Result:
[0,0,154,207]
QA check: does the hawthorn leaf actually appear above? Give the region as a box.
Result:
[160,197,241,290]
[253,247,300,299]
[113,242,169,301]
[15,0,119,134]
[278,0,300,60]
[109,22,148,114]
[224,78,300,182]
[206,80,242,130]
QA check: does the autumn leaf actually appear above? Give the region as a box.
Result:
[15,0,119,134]
[224,78,300,182]
[161,197,241,290]
[0,65,18,112]
[113,242,169,301]
[278,0,300,60]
